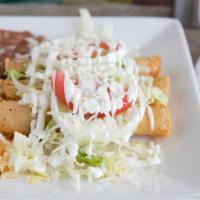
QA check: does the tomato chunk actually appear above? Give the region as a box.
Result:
[54,69,66,105]
[114,95,132,116]
[54,70,132,118]
[91,50,97,58]
[99,42,110,51]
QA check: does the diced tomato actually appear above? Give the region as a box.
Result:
[54,69,66,105]
[68,102,74,110]
[84,112,105,119]
[84,95,131,119]
[54,70,132,118]
[114,94,132,116]
[91,50,97,58]
[54,70,74,109]
[99,42,109,51]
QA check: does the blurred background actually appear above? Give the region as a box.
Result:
[0,0,199,62]
[0,0,198,27]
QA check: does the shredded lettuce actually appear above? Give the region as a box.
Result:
[27,173,48,184]
[77,151,103,167]
[5,8,163,187]
[4,69,27,80]
[9,133,47,176]
[151,87,168,105]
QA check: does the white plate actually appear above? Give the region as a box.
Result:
[0,17,200,200]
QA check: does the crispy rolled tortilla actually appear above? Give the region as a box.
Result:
[0,76,170,139]
[0,79,28,100]
[0,139,6,155]
[0,79,43,100]
[153,76,169,95]
[0,55,162,101]
[5,57,29,72]
[5,55,160,78]
[0,100,32,139]
[0,76,168,101]
[0,76,167,101]
[0,101,171,139]
[136,101,171,136]
[135,55,161,77]
[136,76,171,136]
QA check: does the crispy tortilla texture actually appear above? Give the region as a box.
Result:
[0,56,171,138]
[5,57,29,72]
[135,55,161,77]
[0,79,28,100]
[0,100,31,139]
[136,76,171,136]
[136,101,171,136]
[153,76,169,95]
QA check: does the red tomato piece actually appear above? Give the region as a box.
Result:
[99,42,110,51]
[54,70,74,109]
[91,50,97,58]
[54,70,132,118]
[114,95,132,116]
[54,69,66,105]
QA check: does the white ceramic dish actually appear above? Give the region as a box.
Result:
[0,17,200,200]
